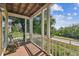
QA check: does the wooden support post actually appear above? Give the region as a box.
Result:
[25,19,27,42]
[0,4,8,55]
[47,6,51,54]
[29,17,33,42]
[41,10,45,50]
[0,9,2,55]
[2,4,8,49]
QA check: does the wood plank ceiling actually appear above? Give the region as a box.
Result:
[6,3,46,17]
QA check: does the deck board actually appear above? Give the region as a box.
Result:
[5,42,48,56]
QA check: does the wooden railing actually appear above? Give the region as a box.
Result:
[44,38,79,56]
[31,35,79,56]
[32,34,42,48]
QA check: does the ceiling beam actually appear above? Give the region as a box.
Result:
[19,4,26,14]
[8,12,30,19]
[27,4,36,16]
[21,4,28,14]
[16,3,21,13]
[30,3,52,18]
[28,4,39,16]
[23,4,33,15]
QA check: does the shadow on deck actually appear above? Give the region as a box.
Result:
[4,42,48,56]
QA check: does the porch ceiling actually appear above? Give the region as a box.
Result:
[7,3,46,17]
[0,3,50,18]
[0,3,51,19]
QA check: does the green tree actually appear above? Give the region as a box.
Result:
[11,17,25,41]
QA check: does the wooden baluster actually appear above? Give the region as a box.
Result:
[51,39,53,55]
[54,40,56,56]
[58,41,60,56]
[69,40,71,56]
[64,43,66,56]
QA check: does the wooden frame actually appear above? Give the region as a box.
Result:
[8,12,30,19]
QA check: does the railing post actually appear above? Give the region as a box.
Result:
[29,17,33,42]
[4,4,8,49]
[47,6,51,54]
[25,19,27,42]
[41,10,45,50]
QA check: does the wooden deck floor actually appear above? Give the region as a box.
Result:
[4,42,48,56]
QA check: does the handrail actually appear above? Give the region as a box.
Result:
[49,38,79,56]
[31,34,79,56]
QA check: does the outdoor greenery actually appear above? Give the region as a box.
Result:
[33,11,56,35]
[10,11,79,41]
[51,24,79,39]
[9,17,25,41]
[33,14,41,34]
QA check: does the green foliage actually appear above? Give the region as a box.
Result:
[12,32,23,38]
[54,24,79,39]
[12,24,19,32]
[9,17,25,41]
[33,15,41,34]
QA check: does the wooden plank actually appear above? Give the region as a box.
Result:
[19,4,26,14]
[5,42,48,56]
[28,4,39,15]
[1,3,52,18]
[13,4,19,12]
[20,4,28,14]
[6,3,13,12]
[6,46,29,56]
[8,12,30,19]
[27,4,36,16]
[16,3,21,13]
[23,4,33,15]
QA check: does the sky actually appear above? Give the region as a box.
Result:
[50,3,79,29]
